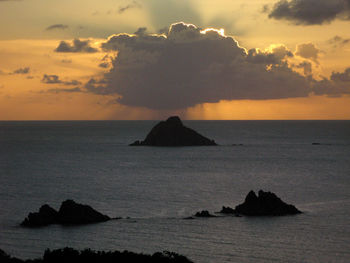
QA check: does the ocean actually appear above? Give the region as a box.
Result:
[0,120,349,263]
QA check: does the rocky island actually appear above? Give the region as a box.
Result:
[130,116,217,146]
[220,190,301,216]
[21,200,111,227]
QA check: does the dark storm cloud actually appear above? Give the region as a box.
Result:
[41,74,81,86]
[11,67,30,74]
[55,39,98,53]
[46,24,69,31]
[84,23,314,109]
[83,23,350,110]
[268,0,350,25]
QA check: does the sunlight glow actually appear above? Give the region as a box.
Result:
[200,28,225,37]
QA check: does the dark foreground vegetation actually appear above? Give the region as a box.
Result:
[0,247,193,263]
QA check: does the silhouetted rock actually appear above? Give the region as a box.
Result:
[235,190,301,216]
[130,116,217,146]
[194,210,216,218]
[21,204,58,227]
[219,206,236,214]
[57,200,110,225]
[183,216,195,220]
[21,200,110,227]
[0,247,193,263]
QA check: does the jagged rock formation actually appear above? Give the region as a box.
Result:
[21,204,58,227]
[21,200,110,227]
[130,116,217,146]
[194,210,216,218]
[234,190,301,216]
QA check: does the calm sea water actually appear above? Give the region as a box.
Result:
[0,121,349,263]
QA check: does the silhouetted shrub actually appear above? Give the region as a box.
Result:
[0,248,193,263]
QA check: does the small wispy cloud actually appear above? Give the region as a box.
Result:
[41,74,81,86]
[11,67,30,74]
[328,35,350,48]
[44,87,83,94]
[46,24,69,31]
[118,1,141,14]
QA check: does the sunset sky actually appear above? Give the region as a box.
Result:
[0,0,349,120]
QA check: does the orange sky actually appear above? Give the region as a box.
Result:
[0,0,349,120]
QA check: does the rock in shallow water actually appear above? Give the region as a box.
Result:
[130,116,217,146]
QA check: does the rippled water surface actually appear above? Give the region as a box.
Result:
[0,121,349,262]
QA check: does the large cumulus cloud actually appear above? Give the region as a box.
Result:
[268,0,350,25]
[85,22,350,110]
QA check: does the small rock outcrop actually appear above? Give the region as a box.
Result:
[194,210,216,218]
[130,116,217,146]
[21,204,58,227]
[219,206,236,214]
[21,200,110,227]
[234,190,301,216]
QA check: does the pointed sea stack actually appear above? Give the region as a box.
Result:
[234,190,301,216]
[130,116,217,146]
